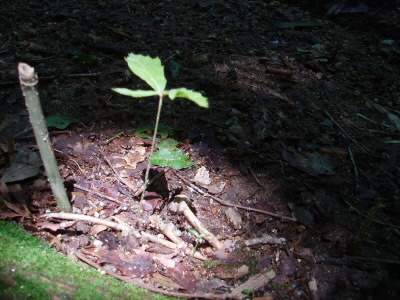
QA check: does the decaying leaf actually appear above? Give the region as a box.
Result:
[224,207,243,229]
[99,250,154,278]
[2,148,42,183]
[283,151,335,176]
[166,262,197,293]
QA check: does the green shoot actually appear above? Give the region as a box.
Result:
[113,54,208,206]
[242,289,256,295]
[189,229,211,257]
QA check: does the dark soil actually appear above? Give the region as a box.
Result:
[1,0,399,299]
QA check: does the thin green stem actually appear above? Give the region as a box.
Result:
[192,241,199,258]
[140,94,164,205]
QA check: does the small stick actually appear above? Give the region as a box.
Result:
[73,183,125,205]
[325,111,369,154]
[177,200,223,250]
[346,255,400,265]
[140,231,206,260]
[347,146,359,191]
[357,113,392,128]
[248,166,264,189]
[103,156,137,193]
[343,200,400,229]
[42,212,133,233]
[99,131,124,145]
[66,73,102,78]
[172,170,297,222]
[265,66,292,75]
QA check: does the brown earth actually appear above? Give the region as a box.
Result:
[1,0,399,299]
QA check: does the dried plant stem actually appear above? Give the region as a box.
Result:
[18,63,71,212]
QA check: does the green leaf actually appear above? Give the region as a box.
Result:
[112,88,158,98]
[151,148,198,169]
[157,124,172,139]
[158,138,179,150]
[189,229,200,238]
[46,115,79,129]
[136,124,172,139]
[168,88,209,108]
[125,53,167,93]
[199,233,211,239]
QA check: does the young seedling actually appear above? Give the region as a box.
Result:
[112,54,208,204]
[189,229,211,257]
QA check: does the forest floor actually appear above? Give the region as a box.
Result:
[0,0,399,299]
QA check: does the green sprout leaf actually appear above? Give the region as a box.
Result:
[189,229,200,238]
[46,115,79,129]
[112,88,158,98]
[136,124,172,139]
[168,88,209,108]
[189,229,210,239]
[125,54,167,93]
[158,138,179,150]
[189,229,211,257]
[199,233,211,239]
[151,148,198,169]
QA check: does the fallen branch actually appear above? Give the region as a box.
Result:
[42,212,134,233]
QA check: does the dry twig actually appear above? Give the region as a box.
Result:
[41,212,206,259]
[325,110,369,154]
[172,170,297,222]
[74,183,125,205]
